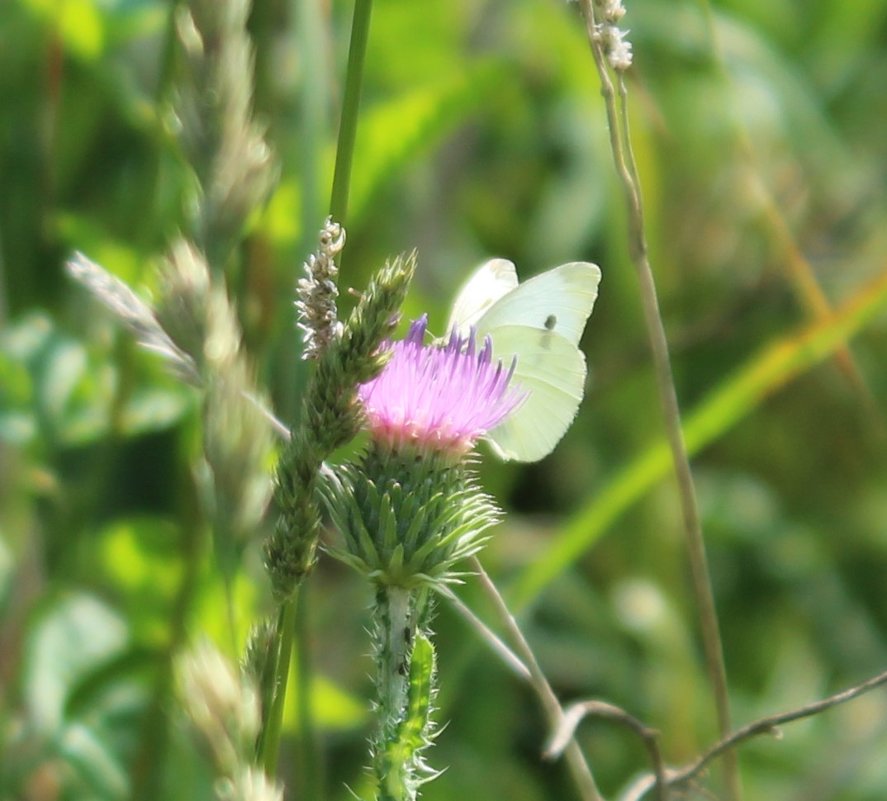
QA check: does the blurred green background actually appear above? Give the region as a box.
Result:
[2,0,887,799]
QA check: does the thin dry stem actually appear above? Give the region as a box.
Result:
[547,700,667,801]
[469,556,604,801]
[577,2,739,799]
[436,585,531,682]
[621,668,887,801]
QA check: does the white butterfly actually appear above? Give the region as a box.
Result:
[447,258,601,462]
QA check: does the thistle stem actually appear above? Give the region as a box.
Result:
[469,556,603,801]
[577,2,739,798]
[372,585,434,801]
[329,0,374,226]
[379,586,415,722]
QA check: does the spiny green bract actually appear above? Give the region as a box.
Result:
[321,444,501,588]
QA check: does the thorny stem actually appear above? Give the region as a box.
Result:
[378,586,415,729]
[373,585,431,801]
[469,556,603,801]
[577,3,740,799]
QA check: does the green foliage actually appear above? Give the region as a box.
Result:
[3,0,887,799]
[7,592,142,800]
[0,312,191,447]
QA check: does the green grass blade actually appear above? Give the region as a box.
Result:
[512,267,887,609]
[346,62,506,227]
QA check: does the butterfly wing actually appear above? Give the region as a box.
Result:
[483,326,587,462]
[474,261,601,346]
[447,258,519,336]
[447,259,601,462]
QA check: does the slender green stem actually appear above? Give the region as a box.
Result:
[329,0,374,226]
[256,602,287,766]
[255,614,283,759]
[469,556,603,801]
[276,0,333,422]
[260,594,298,776]
[260,0,376,773]
[295,584,322,801]
[289,7,328,776]
[578,3,739,799]
[250,0,276,116]
[694,0,882,432]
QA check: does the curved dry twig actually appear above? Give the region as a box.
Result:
[621,668,887,801]
[469,556,605,801]
[547,699,667,801]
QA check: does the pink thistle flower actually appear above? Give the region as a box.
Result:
[358,315,525,456]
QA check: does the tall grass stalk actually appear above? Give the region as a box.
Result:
[260,0,375,779]
[287,1,334,796]
[131,478,205,801]
[259,598,297,776]
[330,0,374,225]
[577,2,739,799]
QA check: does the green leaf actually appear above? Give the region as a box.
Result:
[24,592,128,734]
[347,63,508,227]
[0,309,192,448]
[0,345,36,444]
[119,388,191,435]
[57,722,129,800]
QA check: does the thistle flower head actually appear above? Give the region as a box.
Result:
[358,316,525,458]
[323,316,519,586]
